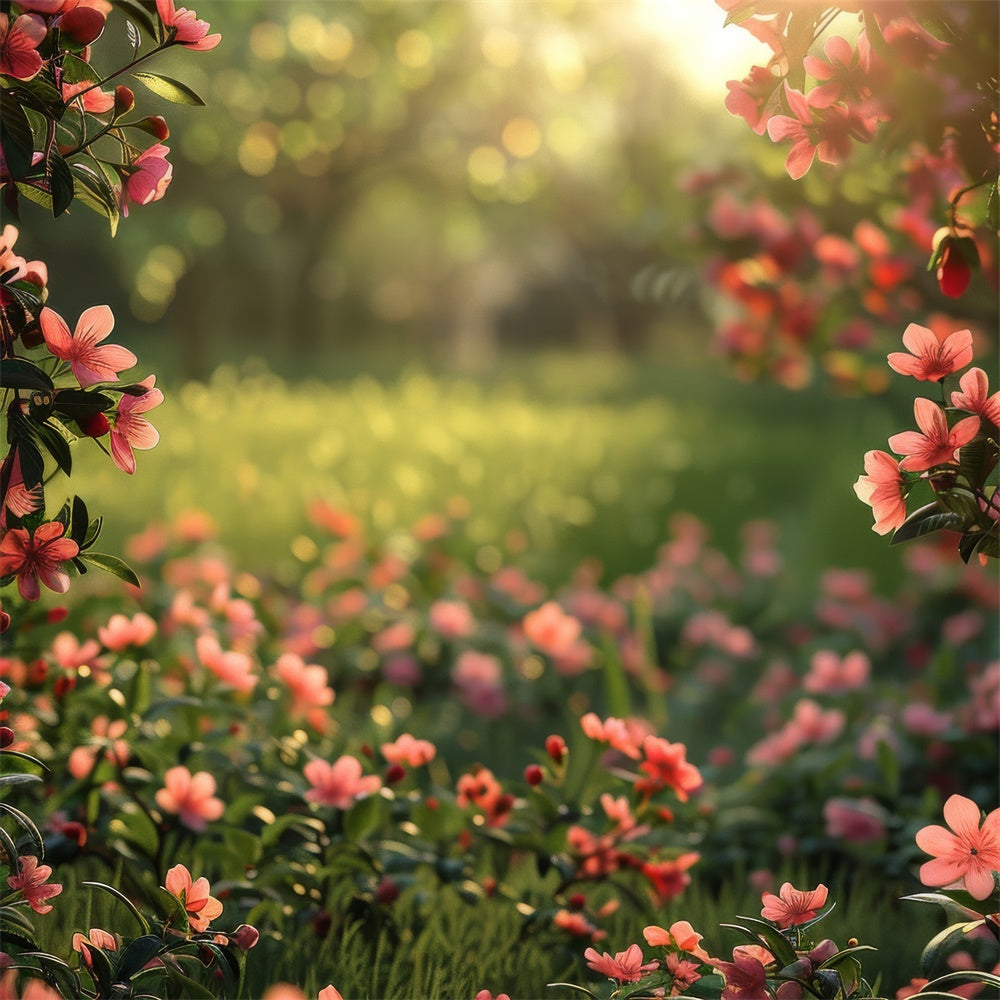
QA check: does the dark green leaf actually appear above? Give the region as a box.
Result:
[722,916,797,967]
[890,502,964,545]
[0,93,36,180]
[0,771,44,790]
[113,934,165,983]
[60,53,101,86]
[53,388,114,418]
[901,892,985,922]
[71,495,89,547]
[921,921,983,976]
[82,881,151,934]
[116,0,161,40]
[34,421,73,477]
[82,515,104,550]
[77,551,141,586]
[0,359,53,392]
[48,149,75,217]
[131,71,205,106]
[161,964,216,999]
[0,800,44,855]
[70,159,121,235]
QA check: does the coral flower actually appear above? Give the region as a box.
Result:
[584,943,658,983]
[164,864,223,932]
[0,12,47,80]
[712,948,769,1000]
[0,521,79,601]
[951,367,1000,427]
[110,374,163,474]
[638,735,703,801]
[381,732,436,767]
[853,449,907,535]
[888,397,980,472]
[122,143,172,216]
[304,755,381,809]
[760,881,829,927]
[72,927,117,967]
[156,0,221,50]
[40,305,137,387]
[155,765,225,832]
[318,989,344,1000]
[887,324,974,381]
[915,794,1000,900]
[643,920,711,961]
[522,601,582,656]
[6,855,62,913]
[98,611,157,650]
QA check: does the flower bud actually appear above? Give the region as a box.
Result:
[937,243,972,298]
[134,115,171,140]
[77,412,110,437]
[808,939,839,964]
[230,924,259,950]
[524,764,544,786]
[375,876,399,906]
[114,86,135,114]
[384,763,406,786]
[47,607,68,624]
[0,727,14,749]
[545,734,566,764]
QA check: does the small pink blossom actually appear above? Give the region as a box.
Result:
[317,988,344,1000]
[304,755,381,809]
[110,375,163,474]
[522,601,583,656]
[580,712,642,760]
[381,732,436,767]
[7,855,62,913]
[61,78,115,113]
[164,864,223,932]
[916,794,1000,900]
[122,143,172,216]
[584,942,657,983]
[40,305,136,387]
[195,632,257,692]
[0,521,79,602]
[72,927,117,967]
[951,367,1000,427]
[643,920,711,962]
[888,397,980,472]
[155,765,225,831]
[823,796,888,844]
[428,598,475,638]
[887,324,974,381]
[760,882,829,928]
[853,450,907,535]
[273,652,335,720]
[98,612,157,651]
[156,0,221,50]
[803,649,870,693]
[0,13,46,80]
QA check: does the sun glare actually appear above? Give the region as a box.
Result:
[633,0,772,99]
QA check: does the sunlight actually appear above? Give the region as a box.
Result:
[633,0,772,99]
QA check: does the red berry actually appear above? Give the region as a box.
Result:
[385,763,406,785]
[545,734,566,764]
[77,411,110,437]
[524,763,544,786]
[937,243,972,298]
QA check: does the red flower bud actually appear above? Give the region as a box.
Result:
[545,734,566,764]
[115,86,135,114]
[77,412,110,437]
[385,763,406,785]
[568,893,586,911]
[937,243,972,298]
[375,876,400,906]
[0,609,10,633]
[135,115,171,140]
[523,763,544,786]
[0,726,14,748]
[47,606,68,624]
[53,674,76,698]
[230,924,259,950]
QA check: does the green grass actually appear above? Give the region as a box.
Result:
[72,351,907,593]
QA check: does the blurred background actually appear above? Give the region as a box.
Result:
[24,0,998,590]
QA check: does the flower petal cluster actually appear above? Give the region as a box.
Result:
[888,397,979,472]
[583,943,657,983]
[0,521,79,601]
[155,765,225,832]
[760,881,829,928]
[0,13,46,80]
[853,450,907,535]
[40,305,137,387]
[304,755,381,809]
[156,0,221,51]
[6,855,62,913]
[887,324,974,382]
[915,793,1000,900]
[110,374,163,474]
[164,863,224,932]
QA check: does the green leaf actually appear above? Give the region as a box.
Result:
[82,881,151,934]
[14,180,53,214]
[921,921,984,977]
[113,933,165,983]
[0,800,44,856]
[923,971,1000,993]
[722,916,797,967]
[131,71,205,106]
[901,892,987,922]
[60,53,101,86]
[0,92,36,180]
[0,771,44,790]
[161,964,216,999]
[76,552,141,587]
[53,387,114,419]
[34,421,73,477]
[0,359,53,392]
[70,160,121,236]
[890,502,964,545]
[48,149,75,217]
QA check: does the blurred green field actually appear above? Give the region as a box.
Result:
[74,350,907,592]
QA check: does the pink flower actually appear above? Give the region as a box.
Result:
[272,652,335,718]
[381,733,436,767]
[155,765,225,831]
[110,375,163,474]
[802,649,870,693]
[164,863,224,932]
[318,989,344,1000]
[765,84,831,180]
[98,612,157,651]
[951,367,1000,427]
[6,855,62,913]
[195,632,257,692]
[638,735,703,802]
[428,599,475,638]
[40,305,136,387]
[0,521,79,601]
[474,992,511,1000]
[888,397,980,472]
[61,78,115,113]
[915,794,1000,900]
[823,796,888,843]
[451,650,507,718]
[724,65,780,135]
[853,450,907,535]
[887,324,974,381]
[643,920,711,962]
[522,601,583,657]
[50,631,102,672]
[584,943,657,983]
[580,712,642,760]
[0,13,46,80]
[712,948,769,1000]
[1,450,44,518]
[802,34,871,109]
[760,882,828,928]
[72,927,117,967]
[304,755,381,809]
[156,0,221,50]
[122,143,172,216]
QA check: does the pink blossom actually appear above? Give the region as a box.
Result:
[638,735,703,801]
[902,702,951,737]
[2,451,43,519]
[304,755,381,809]
[317,989,344,1000]
[803,34,872,109]
[888,397,980,472]
[61,78,115,113]
[580,712,642,760]
[802,649,870,693]
[122,143,172,216]
[853,450,907,535]
[164,864,223,931]
[951,367,1000,427]
[195,632,257,692]
[50,631,102,673]
[273,652,334,720]
[0,521,79,601]
[823,796,888,843]
[6,855,62,913]
[522,601,582,657]
[39,305,136,388]
[72,927,117,968]
[761,881,829,927]
[643,920,711,962]
[381,733,436,767]
[110,375,163,474]
[428,599,475,638]
[724,65,780,135]
[156,0,220,50]
[98,612,157,651]
[155,765,225,831]
[887,324,974,382]
[584,943,657,983]
[0,13,46,80]
[712,948,769,1000]
[451,649,507,718]
[916,794,1000,900]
